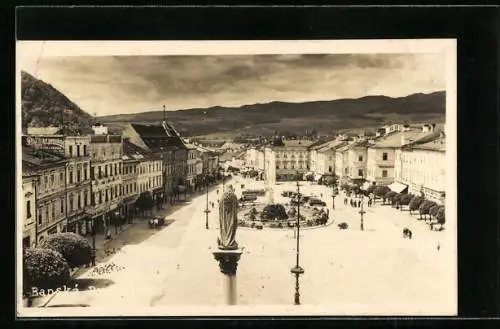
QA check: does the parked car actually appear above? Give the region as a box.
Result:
[309,198,326,207]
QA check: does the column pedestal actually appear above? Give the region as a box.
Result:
[213,249,243,305]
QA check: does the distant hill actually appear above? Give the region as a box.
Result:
[99,91,446,137]
[21,71,94,134]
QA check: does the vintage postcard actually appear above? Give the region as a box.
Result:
[16,39,457,317]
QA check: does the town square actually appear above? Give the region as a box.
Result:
[18,40,456,316]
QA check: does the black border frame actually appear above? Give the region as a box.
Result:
[5,4,500,327]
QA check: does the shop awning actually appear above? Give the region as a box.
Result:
[388,182,408,194]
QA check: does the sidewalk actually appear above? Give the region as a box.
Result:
[71,182,225,277]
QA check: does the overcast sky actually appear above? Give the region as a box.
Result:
[23,53,445,116]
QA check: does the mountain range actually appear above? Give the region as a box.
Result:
[99,91,446,137]
[21,71,446,137]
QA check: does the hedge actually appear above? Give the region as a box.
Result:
[385,191,397,202]
[400,194,413,206]
[40,232,92,268]
[419,200,436,219]
[23,248,70,294]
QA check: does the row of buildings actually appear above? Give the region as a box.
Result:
[245,123,446,204]
[21,121,219,249]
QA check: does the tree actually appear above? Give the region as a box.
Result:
[384,191,397,205]
[399,194,413,209]
[366,184,376,195]
[409,196,424,214]
[436,206,445,225]
[136,192,155,215]
[260,204,288,221]
[393,193,404,207]
[429,204,440,218]
[40,232,92,268]
[23,248,70,295]
[419,200,435,220]
[375,186,391,199]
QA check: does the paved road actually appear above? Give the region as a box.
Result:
[46,177,455,314]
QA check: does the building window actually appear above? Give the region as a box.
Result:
[69,196,74,213]
[90,167,94,180]
[69,169,73,184]
[51,203,55,219]
[69,145,73,156]
[78,194,81,209]
[26,200,32,218]
[105,189,109,202]
[77,169,81,182]
[83,145,87,156]
[382,152,388,161]
[77,145,81,157]
[60,172,64,182]
[84,191,88,207]
[45,207,49,222]
[328,166,332,172]
[60,199,64,213]
[358,169,363,177]
[99,191,102,204]
[105,165,108,177]
[382,170,388,178]
[38,212,42,225]
[358,155,363,162]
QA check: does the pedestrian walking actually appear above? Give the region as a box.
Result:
[357,200,361,208]
[153,218,159,229]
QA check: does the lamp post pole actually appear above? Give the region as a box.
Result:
[359,193,365,231]
[204,177,210,229]
[91,217,96,266]
[331,179,336,210]
[290,181,305,305]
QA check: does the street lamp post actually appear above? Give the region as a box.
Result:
[331,178,337,210]
[290,181,305,305]
[359,194,366,231]
[204,177,210,229]
[91,218,96,266]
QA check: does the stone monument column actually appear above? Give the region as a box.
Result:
[212,185,243,305]
[264,147,276,204]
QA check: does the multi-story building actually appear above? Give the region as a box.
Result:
[245,147,265,170]
[24,130,93,236]
[366,125,437,187]
[346,140,369,182]
[310,139,347,179]
[335,144,351,183]
[21,164,38,249]
[122,121,188,202]
[22,143,69,244]
[63,136,92,235]
[186,144,198,192]
[395,132,446,204]
[121,140,140,219]
[273,139,314,180]
[88,128,123,234]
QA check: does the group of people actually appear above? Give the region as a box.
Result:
[343,196,374,208]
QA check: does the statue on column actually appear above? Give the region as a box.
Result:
[218,185,239,250]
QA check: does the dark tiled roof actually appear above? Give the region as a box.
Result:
[123,140,161,160]
[131,123,187,151]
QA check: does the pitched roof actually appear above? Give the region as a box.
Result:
[122,140,161,161]
[369,129,432,148]
[130,123,187,151]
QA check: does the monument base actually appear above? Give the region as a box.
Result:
[213,249,243,305]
